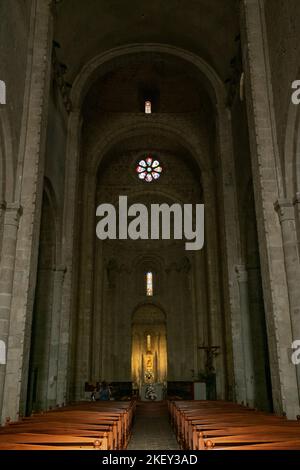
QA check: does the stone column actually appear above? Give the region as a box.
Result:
[0,203,22,416]
[100,259,110,383]
[177,257,194,382]
[1,0,53,423]
[58,109,82,404]
[0,201,6,252]
[202,180,226,399]
[241,0,300,417]
[165,263,179,381]
[91,240,103,382]
[74,171,96,399]
[191,251,208,376]
[293,193,300,257]
[47,266,66,409]
[235,265,255,407]
[275,199,300,390]
[215,102,244,403]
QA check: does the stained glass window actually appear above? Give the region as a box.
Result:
[146,272,153,296]
[145,100,151,114]
[136,156,162,183]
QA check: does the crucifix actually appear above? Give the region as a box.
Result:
[198,346,220,373]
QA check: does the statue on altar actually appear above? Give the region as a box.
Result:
[145,383,157,401]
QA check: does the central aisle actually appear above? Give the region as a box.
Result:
[127,401,179,450]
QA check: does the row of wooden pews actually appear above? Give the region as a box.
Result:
[0,400,136,450]
[168,400,300,450]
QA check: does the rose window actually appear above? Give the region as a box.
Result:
[136,156,162,182]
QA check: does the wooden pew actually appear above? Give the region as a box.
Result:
[169,400,300,450]
[0,400,136,450]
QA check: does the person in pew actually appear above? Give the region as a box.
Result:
[89,383,98,401]
[99,381,111,400]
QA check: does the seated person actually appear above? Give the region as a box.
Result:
[99,381,111,400]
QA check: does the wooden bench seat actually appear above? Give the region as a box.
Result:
[169,400,300,450]
[0,400,136,450]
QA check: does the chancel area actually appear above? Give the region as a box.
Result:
[1,0,300,451]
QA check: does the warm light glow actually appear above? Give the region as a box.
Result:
[147,334,151,351]
[131,305,167,390]
[145,100,152,114]
[146,272,153,296]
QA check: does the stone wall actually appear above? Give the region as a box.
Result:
[3,0,299,422]
[0,1,31,181]
[265,0,300,173]
[44,83,68,212]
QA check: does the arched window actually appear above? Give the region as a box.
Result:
[146,271,153,296]
[145,100,151,114]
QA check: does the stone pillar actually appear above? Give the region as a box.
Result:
[0,203,22,416]
[47,266,66,409]
[275,199,300,389]
[0,201,6,253]
[100,259,111,383]
[293,193,300,257]
[235,265,255,407]
[247,263,271,411]
[177,257,194,382]
[59,109,82,404]
[91,241,103,382]
[74,171,96,399]
[203,180,226,399]
[191,251,208,376]
[165,263,179,381]
[241,0,300,417]
[1,0,53,423]
[215,103,244,403]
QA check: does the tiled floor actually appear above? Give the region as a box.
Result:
[127,401,179,450]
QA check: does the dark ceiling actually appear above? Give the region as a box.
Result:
[55,0,240,84]
[82,54,214,115]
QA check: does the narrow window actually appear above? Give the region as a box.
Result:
[0,340,6,365]
[0,80,6,105]
[147,334,151,352]
[145,100,151,114]
[146,271,153,296]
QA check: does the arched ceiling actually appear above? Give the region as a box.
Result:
[82,54,213,115]
[54,0,240,83]
[98,132,201,180]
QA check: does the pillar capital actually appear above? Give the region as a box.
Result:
[3,203,22,227]
[274,199,294,223]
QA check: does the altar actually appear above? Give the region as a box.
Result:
[141,382,165,401]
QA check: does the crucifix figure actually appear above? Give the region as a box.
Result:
[198,346,220,374]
